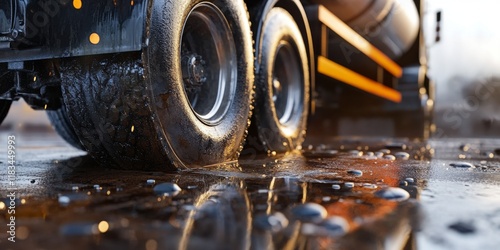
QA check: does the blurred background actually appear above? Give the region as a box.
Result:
[426,0,500,137]
[3,0,500,138]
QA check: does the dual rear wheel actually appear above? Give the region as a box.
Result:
[252,6,309,152]
[49,1,310,169]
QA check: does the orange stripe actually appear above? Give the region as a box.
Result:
[317,6,403,78]
[318,56,402,103]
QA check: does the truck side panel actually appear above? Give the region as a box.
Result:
[0,0,147,63]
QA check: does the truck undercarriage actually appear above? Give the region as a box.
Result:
[0,0,433,169]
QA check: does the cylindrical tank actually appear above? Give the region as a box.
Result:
[309,0,420,60]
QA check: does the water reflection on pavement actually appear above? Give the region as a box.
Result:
[1,133,500,249]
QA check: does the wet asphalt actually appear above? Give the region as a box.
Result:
[1,131,500,250]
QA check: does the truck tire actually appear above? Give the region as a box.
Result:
[61,0,254,169]
[47,105,84,150]
[252,7,309,152]
[0,100,11,126]
[59,58,119,166]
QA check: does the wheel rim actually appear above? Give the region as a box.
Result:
[180,3,237,126]
[272,41,303,128]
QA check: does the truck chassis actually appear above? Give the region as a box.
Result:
[0,0,433,169]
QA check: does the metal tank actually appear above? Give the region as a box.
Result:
[309,0,420,60]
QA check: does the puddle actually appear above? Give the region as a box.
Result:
[2,136,500,249]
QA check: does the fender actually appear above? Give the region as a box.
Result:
[0,0,149,63]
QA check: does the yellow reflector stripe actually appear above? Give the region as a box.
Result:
[318,56,402,103]
[317,6,403,78]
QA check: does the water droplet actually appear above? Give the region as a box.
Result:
[362,183,377,189]
[146,179,156,185]
[332,184,341,190]
[450,162,476,169]
[58,196,70,205]
[395,152,410,160]
[344,182,355,189]
[58,193,89,206]
[383,155,396,160]
[378,149,391,154]
[459,144,471,152]
[349,150,363,157]
[291,203,327,223]
[448,221,476,234]
[303,150,338,158]
[374,187,410,201]
[153,182,182,196]
[347,170,363,177]
[301,216,349,237]
[483,152,494,158]
[364,155,378,160]
[254,212,289,232]
[405,178,415,184]
[365,151,374,157]
[72,186,79,191]
[319,216,350,236]
[375,152,384,158]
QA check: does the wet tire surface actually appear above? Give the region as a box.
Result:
[250,6,310,153]
[60,54,169,169]
[47,104,85,150]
